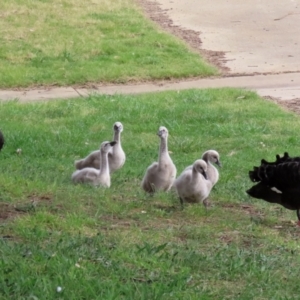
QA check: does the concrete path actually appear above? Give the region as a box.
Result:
[0,73,300,102]
[155,0,300,75]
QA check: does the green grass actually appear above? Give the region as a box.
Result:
[1,89,300,299]
[0,0,217,88]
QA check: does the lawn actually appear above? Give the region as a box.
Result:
[0,0,217,88]
[1,89,300,299]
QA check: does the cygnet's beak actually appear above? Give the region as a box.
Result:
[114,125,121,131]
[202,170,208,180]
[216,160,222,167]
[109,141,117,147]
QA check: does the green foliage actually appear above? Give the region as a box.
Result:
[0,0,217,88]
[1,89,300,298]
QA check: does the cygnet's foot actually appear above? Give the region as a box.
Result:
[203,199,213,209]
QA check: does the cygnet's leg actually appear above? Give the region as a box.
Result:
[179,197,184,210]
[203,198,211,213]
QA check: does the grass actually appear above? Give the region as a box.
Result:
[0,0,217,88]
[1,88,300,299]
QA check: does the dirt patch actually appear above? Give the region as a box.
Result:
[263,96,300,115]
[0,202,25,221]
[100,214,141,230]
[27,193,52,204]
[220,202,264,217]
[264,96,300,115]
[137,0,230,74]
[278,99,300,115]
[0,193,53,223]
[218,231,265,248]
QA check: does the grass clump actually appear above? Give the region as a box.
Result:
[1,89,300,298]
[0,0,217,88]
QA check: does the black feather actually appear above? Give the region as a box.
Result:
[0,130,4,151]
[247,152,300,223]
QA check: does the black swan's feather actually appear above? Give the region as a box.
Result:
[246,182,300,211]
[0,130,4,151]
[247,152,300,222]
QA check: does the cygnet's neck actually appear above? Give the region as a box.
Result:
[113,130,121,143]
[202,153,212,166]
[158,136,170,165]
[192,166,200,180]
[100,151,110,175]
[192,164,204,181]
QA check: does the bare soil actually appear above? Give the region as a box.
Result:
[0,194,53,223]
[268,97,300,115]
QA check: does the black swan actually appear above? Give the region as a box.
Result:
[249,152,300,183]
[247,153,300,225]
[0,130,4,151]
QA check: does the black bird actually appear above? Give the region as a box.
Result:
[247,153,300,225]
[246,182,300,223]
[249,152,300,183]
[0,130,4,151]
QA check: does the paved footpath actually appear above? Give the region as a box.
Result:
[0,73,300,103]
[155,0,300,75]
